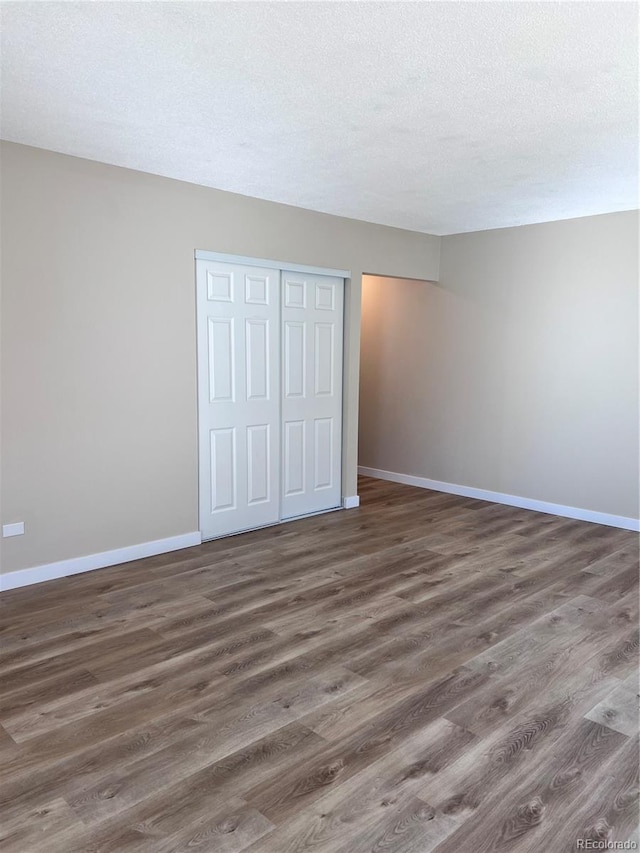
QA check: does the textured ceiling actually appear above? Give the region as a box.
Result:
[1,2,637,235]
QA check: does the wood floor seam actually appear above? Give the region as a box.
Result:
[1,476,637,852]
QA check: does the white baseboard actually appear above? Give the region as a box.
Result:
[358,466,640,532]
[342,495,360,509]
[0,531,202,592]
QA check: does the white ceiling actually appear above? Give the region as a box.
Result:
[1,2,637,235]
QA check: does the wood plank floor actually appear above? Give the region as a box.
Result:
[1,476,638,852]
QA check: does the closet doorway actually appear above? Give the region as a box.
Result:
[196,252,346,540]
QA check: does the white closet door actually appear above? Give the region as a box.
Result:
[197,260,280,539]
[281,272,343,519]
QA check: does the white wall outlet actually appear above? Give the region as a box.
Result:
[2,522,25,538]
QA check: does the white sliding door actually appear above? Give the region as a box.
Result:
[197,260,280,539]
[281,272,344,519]
[197,257,344,538]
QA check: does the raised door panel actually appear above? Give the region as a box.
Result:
[315,280,336,311]
[314,323,334,396]
[247,424,270,505]
[313,417,333,490]
[245,274,269,305]
[284,321,306,398]
[210,427,236,512]
[283,420,305,496]
[284,278,306,309]
[207,270,234,302]
[245,319,269,401]
[208,318,235,402]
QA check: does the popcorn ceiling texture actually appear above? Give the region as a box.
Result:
[1,1,637,235]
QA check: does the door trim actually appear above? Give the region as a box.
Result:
[195,250,350,280]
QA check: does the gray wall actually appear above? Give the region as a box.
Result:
[359,211,639,520]
[0,141,440,574]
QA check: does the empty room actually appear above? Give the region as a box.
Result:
[1,2,638,852]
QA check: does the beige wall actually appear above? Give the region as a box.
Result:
[360,211,639,520]
[0,141,440,574]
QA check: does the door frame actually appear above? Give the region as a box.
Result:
[194,250,351,540]
[195,250,349,280]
